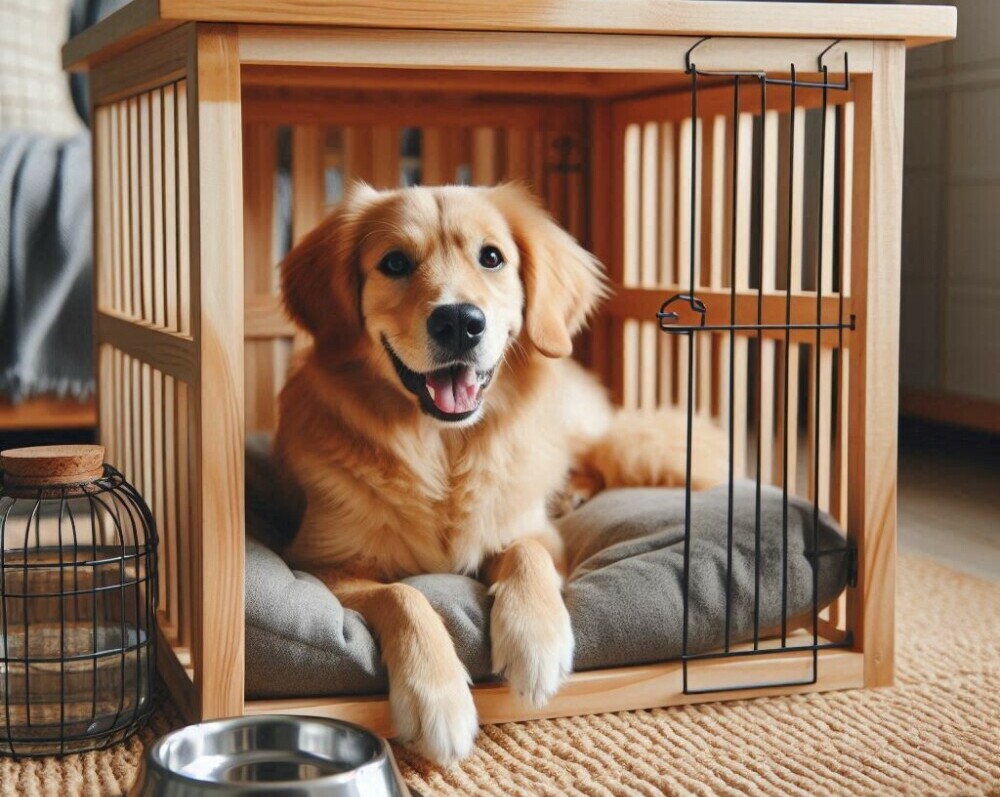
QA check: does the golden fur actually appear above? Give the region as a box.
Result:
[275,183,725,764]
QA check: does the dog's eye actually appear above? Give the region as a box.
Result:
[478,245,505,270]
[378,250,413,278]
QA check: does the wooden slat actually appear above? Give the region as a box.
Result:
[614,78,857,129]
[247,647,864,738]
[97,312,197,383]
[141,362,154,550]
[705,115,726,421]
[95,107,112,314]
[848,42,906,689]
[291,125,325,243]
[245,294,296,340]
[108,104,123,315]
[622,124,641,289]
[657,121,677,407]
[164,83,179,332]
[830,101,856,524]
[151,89,166,328]
[344,126,375,186]
[728,112,752,478]
[674,116,702,416]
[809,102,837,512]
[65,1,956,71]
[130,355,141,488]
[371,125,399,189]
[759,110,780,485]
[175,378,192,650]
[621,122,641,408]
[606,288,851,344]
[420,127,445,185]
[97,347,114,456]
[773,107,806,492]
[239,64,693,98]
[118,100,137,317]
[152,366,166,618]
[638,121,659,409]
[140,92,154,326]
[162,372,178,633]
[695,114,716,418]
[471,127,499,185]
[177,80,191,336]
[85,21,191,103]
[243,124,278,433]
[188,24,246,718]
[235,28,884,74]
[587,100,614,386]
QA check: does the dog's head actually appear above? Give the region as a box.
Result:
[281,183,606,425]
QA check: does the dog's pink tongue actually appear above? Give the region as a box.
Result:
[426,366,480,415]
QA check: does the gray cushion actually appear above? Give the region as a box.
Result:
[245,437,850,699]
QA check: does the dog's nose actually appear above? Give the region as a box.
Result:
[427,303,486,355]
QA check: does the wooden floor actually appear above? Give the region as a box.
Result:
[897,418,1000,582]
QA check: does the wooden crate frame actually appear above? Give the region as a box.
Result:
[67,3,955,734]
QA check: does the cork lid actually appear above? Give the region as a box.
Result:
[0,445,106,488]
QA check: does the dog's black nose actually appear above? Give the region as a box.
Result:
[427,303,486,355]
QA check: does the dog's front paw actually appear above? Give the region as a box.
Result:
[389,660,478,766]
[490,577,574,707]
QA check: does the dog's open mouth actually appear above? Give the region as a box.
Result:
[382,337,495,422]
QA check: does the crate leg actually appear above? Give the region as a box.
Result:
[187,24,246,718]
[848,41,906,689]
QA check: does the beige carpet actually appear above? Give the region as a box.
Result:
[2,554,998,797]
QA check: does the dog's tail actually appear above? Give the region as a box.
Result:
[577,407,729,493]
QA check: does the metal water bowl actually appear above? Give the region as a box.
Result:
[130,715,413,796]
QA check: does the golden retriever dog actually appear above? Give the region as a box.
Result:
[275,182,724,764]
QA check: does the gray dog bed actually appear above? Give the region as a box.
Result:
[244,436,851,698]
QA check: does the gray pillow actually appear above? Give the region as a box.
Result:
[245,439,850,698]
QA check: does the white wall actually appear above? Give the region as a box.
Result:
[901,0,1000,402]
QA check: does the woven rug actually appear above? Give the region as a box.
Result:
[2,554,997,797]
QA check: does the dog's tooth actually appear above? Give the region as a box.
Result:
[427,383,437,400]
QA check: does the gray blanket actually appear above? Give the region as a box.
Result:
[0,131,93,400]
[0,0,126,402]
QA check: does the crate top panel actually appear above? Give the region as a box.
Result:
[65,0,955,71]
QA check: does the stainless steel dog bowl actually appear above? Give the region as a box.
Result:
[130,715,412,796]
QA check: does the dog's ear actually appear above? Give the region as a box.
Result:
[489,183,607,358]
[280,183,378,348]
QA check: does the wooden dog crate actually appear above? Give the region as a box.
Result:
[65,2,955,732]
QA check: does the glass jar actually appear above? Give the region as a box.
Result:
[0,445,157,756]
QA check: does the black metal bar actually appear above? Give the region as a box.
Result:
[812,67,830,679]
[58,492,67,755]
[724,75,740,656]
[681,64,698,694]
[0,500,15,755]
[753,75,767,650]
[682,637,851,664]
[88,495,99,728]
[0,550,147,570]
[781,66,797,647]
[659,322,852,333]
[21,497,40,732]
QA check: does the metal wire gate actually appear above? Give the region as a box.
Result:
[659,40,858,694]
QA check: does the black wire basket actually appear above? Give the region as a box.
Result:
[0,445,157,757]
